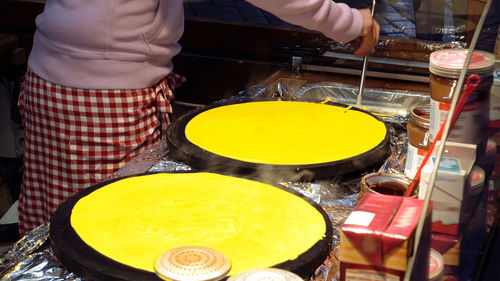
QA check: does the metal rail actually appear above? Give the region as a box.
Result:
[356,0,377,107]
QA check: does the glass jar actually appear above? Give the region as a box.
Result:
[358,172,415,202]
[428,49,494,155]
[405,104,431,178]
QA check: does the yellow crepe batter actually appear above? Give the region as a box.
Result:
[185,101,387,165]
[70,173,327,275]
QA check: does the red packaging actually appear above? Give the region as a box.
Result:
[340,193,431,281]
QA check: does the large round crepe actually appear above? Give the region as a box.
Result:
[50,172,332,280]
[185,100,387,165]
[167,100,390,180]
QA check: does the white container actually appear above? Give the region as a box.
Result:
[419,141,477,236]
[429,248,445,281]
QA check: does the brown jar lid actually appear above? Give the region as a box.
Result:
[154,246,231,281]
[228,268,304,281]
[430,49,495,78]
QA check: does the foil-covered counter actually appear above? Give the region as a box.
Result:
[0,82,425,281]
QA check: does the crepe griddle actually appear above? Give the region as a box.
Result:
[50,172,333,281]
[167,98,390,181]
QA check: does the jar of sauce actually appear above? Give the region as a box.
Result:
[358,172,415,202]
[429,49,494,154]
[405,104,431,178]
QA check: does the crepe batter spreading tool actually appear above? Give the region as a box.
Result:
[154,246,231,281]
[404,73,481,197]
[228,268,304,281]
[356,0,377,107]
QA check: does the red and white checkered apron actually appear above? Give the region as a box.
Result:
[17,69,173,235]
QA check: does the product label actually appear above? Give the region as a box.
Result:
[430,156,461,174]
[429,255,440,275]
[344,211,375,227]
[430,99,488,143]
[404,144,428,178]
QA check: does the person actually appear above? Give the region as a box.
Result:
[17,0,380,236]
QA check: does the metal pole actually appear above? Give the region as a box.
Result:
[356,0,377,107]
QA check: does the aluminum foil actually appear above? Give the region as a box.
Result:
[378,123,409,174]
[299,82,429,119]
[0,224,83,280]
[148,154,192,173]
[107,138,170,180]
[1,248,82,281]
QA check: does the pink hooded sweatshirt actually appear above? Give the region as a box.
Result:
[28,0,362,89]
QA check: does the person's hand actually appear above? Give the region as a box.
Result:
[354,9,380,57]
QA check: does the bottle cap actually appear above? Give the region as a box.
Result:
[430,49,495,78]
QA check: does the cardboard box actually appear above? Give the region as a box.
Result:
[431,233,460,270]
[419,142,478,236]
[430,176,487,281]
[340,193,431,281]
[431,210,486,280]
